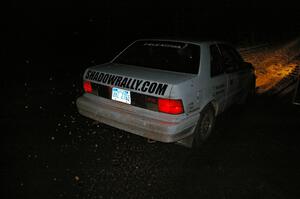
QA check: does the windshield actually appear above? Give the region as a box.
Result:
[113,40,200,74]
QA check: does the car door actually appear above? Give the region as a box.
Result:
[209,44,228,113]
[218,44,241,106]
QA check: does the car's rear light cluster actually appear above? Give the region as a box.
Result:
[158,98,184,114]
[83,81,92,93]
[83,80,184,115]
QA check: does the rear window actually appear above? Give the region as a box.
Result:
[113,40,200,74]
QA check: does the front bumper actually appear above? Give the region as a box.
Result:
[76,94,199,143]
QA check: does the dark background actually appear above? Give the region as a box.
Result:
[3,0,300,76]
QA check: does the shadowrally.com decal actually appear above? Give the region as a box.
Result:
[85,70,169,96]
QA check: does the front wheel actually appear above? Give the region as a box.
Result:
[246,79,256,103]
[239,80,256,105]
[192,105,215,148]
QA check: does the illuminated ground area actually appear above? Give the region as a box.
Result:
[240,37,300,93]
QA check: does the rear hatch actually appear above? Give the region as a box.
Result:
[85,63,197,96]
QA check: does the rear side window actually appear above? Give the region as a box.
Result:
[219,44,244,71]
[113,40,200,74]
[219,45,237,64]
[210,45,225,77]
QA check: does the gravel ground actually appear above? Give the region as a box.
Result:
[1,65,300,199]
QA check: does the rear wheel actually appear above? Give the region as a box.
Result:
[192,105,215,148]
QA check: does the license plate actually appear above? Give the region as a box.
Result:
[111,87,131,104]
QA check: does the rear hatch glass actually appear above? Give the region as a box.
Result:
[113,40,200,74]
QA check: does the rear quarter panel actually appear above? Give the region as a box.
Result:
[170,43,217,116]
[198,43,219,113]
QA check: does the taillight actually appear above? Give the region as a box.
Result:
[158,98,184,115]
[83,81,92,93]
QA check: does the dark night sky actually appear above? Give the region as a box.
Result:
[3,0,300,74]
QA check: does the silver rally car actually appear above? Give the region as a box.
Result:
[76,39,256,147]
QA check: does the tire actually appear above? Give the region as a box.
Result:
[192,104,216,148]
[250,80,256,97]
[246,79,256,103]
[239,80,256,105]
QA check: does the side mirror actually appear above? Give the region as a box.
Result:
[241,61,253,70]
[224,65,235,73]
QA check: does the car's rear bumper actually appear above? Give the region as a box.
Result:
[76,94,199,143]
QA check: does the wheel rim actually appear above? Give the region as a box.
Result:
[199,112,213,139]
